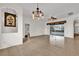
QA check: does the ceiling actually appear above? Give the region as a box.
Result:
[0,3,79,19]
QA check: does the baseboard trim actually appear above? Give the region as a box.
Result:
[30,35,49,38]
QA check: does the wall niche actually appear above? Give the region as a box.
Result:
[1,8,18,33]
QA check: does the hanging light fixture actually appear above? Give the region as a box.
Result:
[32,3,44,20]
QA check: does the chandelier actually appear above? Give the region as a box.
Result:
[32,3,44,20]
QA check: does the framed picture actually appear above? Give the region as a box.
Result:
[4,12,16,27]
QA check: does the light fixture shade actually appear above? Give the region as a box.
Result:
[32,4,44,20]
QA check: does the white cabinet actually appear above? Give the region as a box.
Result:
[50,35,64,48]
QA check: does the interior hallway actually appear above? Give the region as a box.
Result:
[0,35,79,56]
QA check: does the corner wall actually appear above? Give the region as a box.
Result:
[23,17,45,37]
[64,14,79,38]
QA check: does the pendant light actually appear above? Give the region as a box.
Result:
[32,3,44,20]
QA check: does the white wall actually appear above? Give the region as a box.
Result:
[23,17,45,37]
[64,14,79,38]
[0,6,23,49]
[64,17,74,38]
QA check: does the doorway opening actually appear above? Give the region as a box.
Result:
[74,19,79,37]
[23,24,30,43]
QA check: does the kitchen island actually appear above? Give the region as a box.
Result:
[47,21,66,48]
